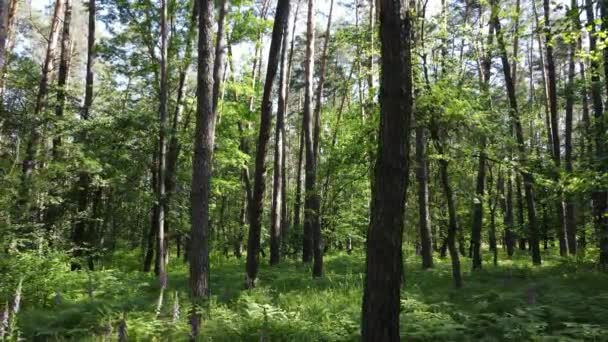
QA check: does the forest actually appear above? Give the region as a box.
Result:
[1,0,608,339]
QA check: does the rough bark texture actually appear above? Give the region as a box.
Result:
[492,0,541,265]
[190,0,215,301]
[245,0,291,287]
[361,1,412,340]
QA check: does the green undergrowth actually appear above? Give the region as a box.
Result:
[2,248,608,341]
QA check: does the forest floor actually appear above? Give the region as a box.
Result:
[9,248,608,341]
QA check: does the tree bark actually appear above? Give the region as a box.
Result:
[542,0,568,256]
[189,0,215,303]
[21,0,65,205]
[245,0,291,287]
[72,0,95,271]
[302,0,316,265]
[492,0,541,265]
[270,16,292,266]
[564,0,577,255]
[361,2,412,340]
[471,9,494,270]
[52,0,73,158]
[415,126,433,269]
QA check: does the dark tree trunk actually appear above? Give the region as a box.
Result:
[302,0,316,265]
[564,0,577,254]
[492,0,541,265]
[270,13,292,266]
[52,0,72,157]
[415,126,433,269]
[190,0,215,301]
[433,136,463,288]
[308,0,333,277]
[361,3,412,340]
[245,0,291,287]
[72,0,95,271]
[500,172,515,257]
[542,0,568,256]
[21,0,64,207]
[597,0,608,267]
[471,13,494,270]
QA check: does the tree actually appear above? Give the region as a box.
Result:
[21,0,65,206]
[52,0,72,157]
[72,0,96,271]
[245,0,292,288]
[189,0,215,334]
[361,0,412,339]
[542,0,568,256]
[492,0,541,265]
[301,0,316,264]
[270,8,290,265]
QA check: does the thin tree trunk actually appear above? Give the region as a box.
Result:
[52,0,72,158]
[492,0,541,265]
[72,0,95,272]
[21,0,65,205]
[302,0,316,265]
[309,0,333,277]
[270,19,291,266]
[416,126,433,269]
[245,0,291,288]
[0,0,18,105]
[361,1,412,339]
[564,0,577,255]
[154,0,169,289]
[597,0,608,267]
[471,9,494,270]
[542,0,568,256]
[212,0,228,113]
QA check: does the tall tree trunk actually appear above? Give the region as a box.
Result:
[52,0,72,158]
[415,126,433,269]
[492,0,541,265]
[301,0,316,264]
[245,0,291,288]
[72,0,95,271]
[270,18,291,266]
[0,0,18,105]
[308,0,333,277]
[361,2,412,340]
[531,0,554,155]
[543,0,568,256]
[212,0,228,113]
[598,0,608,266]
[21,0,65,206]
[471,9,494,270]
[189,0,215,319]
[153,0,169,289]
[564,0,577,255]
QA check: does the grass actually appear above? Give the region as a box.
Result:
[5,247,608,341]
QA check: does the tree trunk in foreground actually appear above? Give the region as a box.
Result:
[361,1,412,340]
